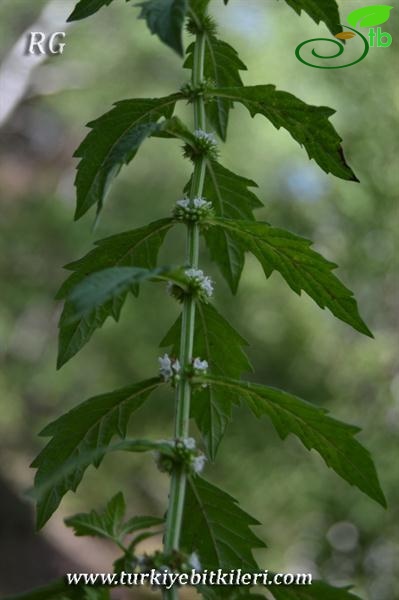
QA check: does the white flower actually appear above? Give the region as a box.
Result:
[176,198,190,209]
[193,357,208,372]
[192,454,207,474]
[158,354,180,381]
[182,437,196,450]
[185,267,203,279]
[192,197,210,209]
[184,269,214,299]
[177,197,209,209]
[200,275,214,298]
[173,196,213,223]
[189,552,202,571]
[159,353,173,381]
[194,129,217,146]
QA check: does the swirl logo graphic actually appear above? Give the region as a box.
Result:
[295,4,393,69]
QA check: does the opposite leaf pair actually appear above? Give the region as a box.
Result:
[69,0,344,53]
[72,86,357,223]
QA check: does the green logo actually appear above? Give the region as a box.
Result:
[296,4,393,69]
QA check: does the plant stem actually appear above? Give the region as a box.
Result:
[163,25,207,600]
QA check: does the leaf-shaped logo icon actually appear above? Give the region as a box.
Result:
[335,32,357,40]
[347,5,393,28]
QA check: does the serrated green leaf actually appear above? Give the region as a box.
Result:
[74,95,179,220]
[57,298,123,370]
[347,5,393,28]
[154,114,196,144]
[121,514,164,535]
[161,303,251,457]
[31,378,161,529]
[68,0,190,54]
[203,376,386,507]
[114,438,176,454]
[200,161,262,292]
[65,491,126,540]
[60,218,174,292]
[57,219,173,368]
[281,0,342,36]
[68,0,115,22]
[184,35,246,139]
[212,0,343,39]
[209,86,358,182]
[134,0,188,55]
[193,384,236,461]
[67,266,168,320]
[65,491,163,541]
[209,218,372,337]
[181,477,265,570]
[64,265,187,335]
[160,303,252,378]
[269,579,362,599]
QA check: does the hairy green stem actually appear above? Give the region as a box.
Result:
[163,26,207,600]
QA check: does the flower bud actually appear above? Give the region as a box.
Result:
[173,196,213,223]
[158,354,181,383]
[167,269,214,304]
[183,128,218,161]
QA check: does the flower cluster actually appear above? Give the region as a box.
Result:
[183,128,218,161]
[173,196,213,223]
[155,437,207,476]
[158,354,181,384]
[189,357,209,390]
[186,12,217,36]
[194,129,217,146]
[192,357,208,375]
[186,268,214,300]
[158,354,209,389]
[167,268,214,304]
[180,79,209,102]
[194,129,218,156]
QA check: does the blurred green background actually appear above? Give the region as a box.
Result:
[0,1,397,598]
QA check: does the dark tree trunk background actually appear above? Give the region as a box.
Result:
[0,475,80,595]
